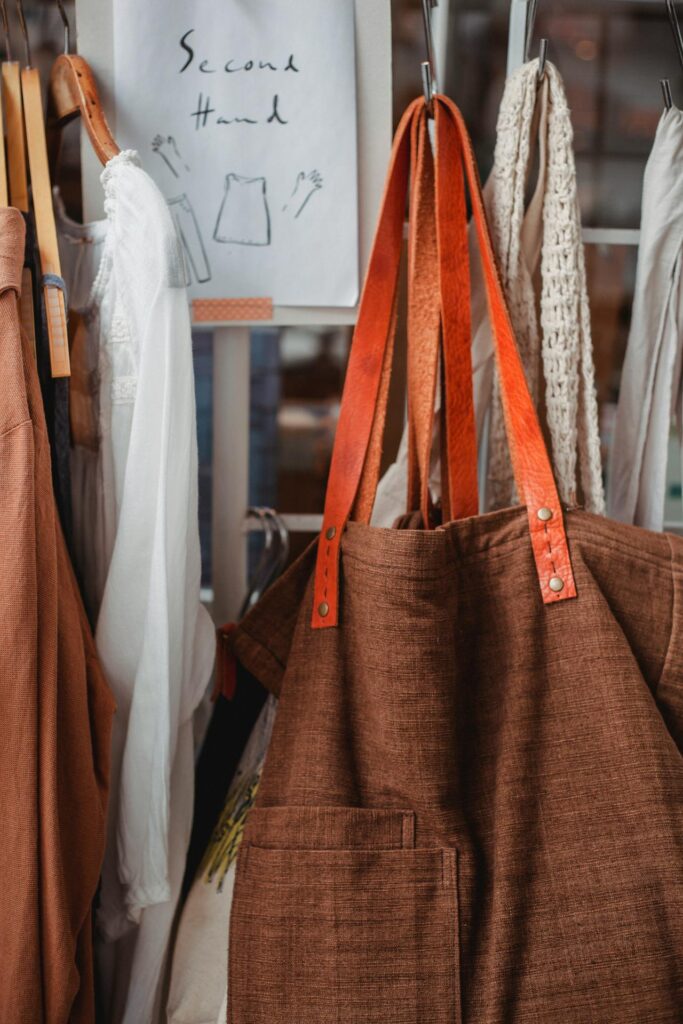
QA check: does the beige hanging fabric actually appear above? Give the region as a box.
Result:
[486,58,604,513]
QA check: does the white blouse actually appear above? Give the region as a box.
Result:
[57,150,215,1022]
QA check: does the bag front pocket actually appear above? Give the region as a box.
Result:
[228,807,460,1024]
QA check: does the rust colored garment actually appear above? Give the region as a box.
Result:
[0,207,115,1023]
[227,99,683,1022]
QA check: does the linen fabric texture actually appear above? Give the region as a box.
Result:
[55,152,215,1024]
[228,97,683,1022]
[0,206,115,1022]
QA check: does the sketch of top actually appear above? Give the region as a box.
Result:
[213,174,271,246]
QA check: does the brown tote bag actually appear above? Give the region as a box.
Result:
[227,96,683,1022]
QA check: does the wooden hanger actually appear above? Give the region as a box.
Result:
[48,54,120,169]
[16,0,69,376]
[0,0,26,211]
[0,0,38,357]
[0,103,8,206]
[47,0,118,167]
[48,2,119,169]
[0,4,9,209]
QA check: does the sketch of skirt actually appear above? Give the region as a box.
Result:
[213,174,271,246]
[168,194,212,284]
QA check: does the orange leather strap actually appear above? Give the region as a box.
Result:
[351,105,426,524]
[312,99,421,627]
[406,110,441,526]
[405,111,478,526]
[434,105,479,521]
[312,96,576,630]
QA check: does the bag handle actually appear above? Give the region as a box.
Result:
[405,106,478,526]
[435,96,575,603]
[312,96,576,629]
[342,98,420,527]
[353,101,476,531]
[405,104,440,525]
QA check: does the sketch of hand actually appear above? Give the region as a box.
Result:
[151,134,191,178]
[168,136,191,172]
[282,170,323,218]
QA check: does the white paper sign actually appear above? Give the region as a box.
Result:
[112,0,358,308]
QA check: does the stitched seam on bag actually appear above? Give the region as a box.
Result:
[442,849,461,1023]
[343,505,676,579]
[342,538,523,571]
[234,624,286,672]
[342,537,677,588]
[655,533,678,700]
[344,517,553,569]
[542,519,557,575]
[575,525,670,558]
[345,532,676,575]
[576,536,677,573]
[249,807,413,849]
[340,542,537,580]
[322,537,332,604]
[567,511,672,559]
[401,812,415,849]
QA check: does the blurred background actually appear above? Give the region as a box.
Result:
[17,0,683,589]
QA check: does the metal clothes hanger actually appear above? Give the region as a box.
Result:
[240,508,290,617]
[47,0,120,169]
[662,0,683,109]
[16,0,70,376]
[420,0,439,113]
[524,0,548,83]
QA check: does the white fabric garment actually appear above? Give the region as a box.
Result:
[373,59,604,525]
[166,696,278,1024]
[56,150,215,1023]
[609,108,683,530]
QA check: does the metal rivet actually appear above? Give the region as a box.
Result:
[325,525,336,541]
[548,576,564,593]
[318,601,329,617]
[537,507,553,522]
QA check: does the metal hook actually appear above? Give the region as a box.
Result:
[420,0,438,111]
[14,0,30,66]
[55,0,71,55]
[524,0,539,62]
[0,0,12,61]
[662,78,674,110]
[666,0,683,71]
[537,38,548,82]
[525,0,548,83]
